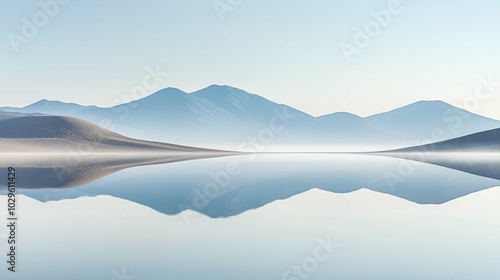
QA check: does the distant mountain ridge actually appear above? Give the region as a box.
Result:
[1,99,97,116]
[2,85,499,150]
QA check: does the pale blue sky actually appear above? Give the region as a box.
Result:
[1,0,500,118]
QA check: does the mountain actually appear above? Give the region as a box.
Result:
[3,188,500,279]
[0,99,96,116]
[191,85,311,123]
[3,86,500,150]
[0,109,31,121]
[365,100,500,141]
[62,86,323,148]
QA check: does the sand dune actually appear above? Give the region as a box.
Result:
[0,114,235,154]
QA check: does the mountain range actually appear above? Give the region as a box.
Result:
[2,85,499,151]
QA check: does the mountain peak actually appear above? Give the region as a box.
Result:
[145,87,188,100]
[409,100,451,107]
[162,87,186,92]
[318,111,361,119]
[190,85,258,107]
[205,84,229,89]
[30,99,52,106]
[153,87,186,95]
[192,84,249,97]
[28,99,90,108]
[204,84,240,91]
[367,100,456,120]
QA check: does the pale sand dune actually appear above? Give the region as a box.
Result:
[0,114,235,154]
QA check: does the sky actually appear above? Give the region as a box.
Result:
[1,0,500,119]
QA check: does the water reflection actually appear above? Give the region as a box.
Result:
[378,152,500,180]
[0,153,233,188]
[1,153,499,217]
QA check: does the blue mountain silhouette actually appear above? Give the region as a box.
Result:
[2,85,499,150]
